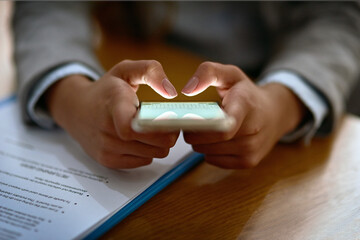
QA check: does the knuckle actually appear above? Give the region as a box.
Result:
[191,144,200,152]
[240,155,259,169]
[96,150,114,168]
[247,125,262,135]
[144,60,161,73]
[98,119,115,134]
[155,148,170,158]
[183,132,196,144]
[117,126,133,141]
[183,136,193,145]
[227,64,244,77]
[113,60,128,72]
[167,134,179,147]
[239,90,253,104]
[148,59,161,67]
[191,144,207,154]
[120,59,132,65]
[184,133,191,144]
[249,97,261,111]
[225,64,237,71]
[97,134,110,150]
[205,155,232,169]
[199,61,216,72]
[245,137,260,153]
[113,62,122,71]
[159,134,178,148]
[163,139,174,148]
[238,142,261,168]
[141,158,153,166]
[218,131,235,141]
[236,138,259,157]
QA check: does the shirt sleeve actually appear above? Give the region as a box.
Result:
[13,2,105,128]
[27,62,101,129]
[257,70,329,144]
[261,2,360,136]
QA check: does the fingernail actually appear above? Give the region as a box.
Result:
[181,77,198,95]
[162,78,178,98]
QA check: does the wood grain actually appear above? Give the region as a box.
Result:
[99,114,360,240]
[97,36,360,240]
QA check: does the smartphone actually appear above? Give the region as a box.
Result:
[132,102,235,132]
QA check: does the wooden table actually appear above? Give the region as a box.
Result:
[103,116,360,240]
[2,5,360,239]
[96,36,360,240]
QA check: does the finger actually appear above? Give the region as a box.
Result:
[97,151,153,169]
[220,82,250,134]
[132,131,180,148]
[191,135,258,155]
[184,131,235,145]
[181,61,247,96]
[109,59,177,99]
[192,142,238,155]
[111,82,140,141]
[222,80,265,136]
[183,84,249,145]
[111,87,180,148]
[101,134,172,159]
[205,155,257,169]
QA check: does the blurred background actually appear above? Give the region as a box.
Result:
[0,1,15,99]
[1,1,359,114]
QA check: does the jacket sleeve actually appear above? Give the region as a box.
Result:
[13,2,104,124]
[262,2,360,135]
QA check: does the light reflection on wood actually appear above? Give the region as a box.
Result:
[98,34,360,239]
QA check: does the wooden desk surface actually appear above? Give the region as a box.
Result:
[2,5,360,238]
[102,116,360,240]
[97,36,360,240]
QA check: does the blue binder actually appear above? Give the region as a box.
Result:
[85,151,203,239]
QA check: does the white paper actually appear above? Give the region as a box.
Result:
[0,99,193,240]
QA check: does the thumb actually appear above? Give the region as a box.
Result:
[181,61,246,96]
[109,60,178,99]
[111,81,140,139]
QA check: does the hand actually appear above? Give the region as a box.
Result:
[46,60,180,168]
[182,62,306,169]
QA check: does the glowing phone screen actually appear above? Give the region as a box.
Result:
[138,102,226,120]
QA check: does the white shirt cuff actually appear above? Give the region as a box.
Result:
[258,70,328,144]
[27,62,101,129]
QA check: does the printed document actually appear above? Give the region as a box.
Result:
[0,100,193,240]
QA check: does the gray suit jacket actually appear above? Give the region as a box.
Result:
[13,2,360,135]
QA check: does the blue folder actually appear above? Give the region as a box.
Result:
[0,95,204,239]
[85,151,203,239]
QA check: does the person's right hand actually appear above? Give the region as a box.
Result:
[181,62,306,169]
[46,60,180,169]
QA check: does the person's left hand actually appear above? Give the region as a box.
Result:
[181,62,306,169]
